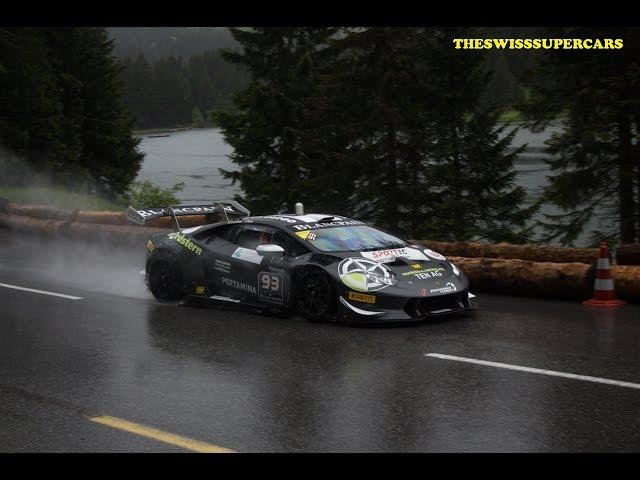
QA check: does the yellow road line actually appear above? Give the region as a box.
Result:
[88,415,235,453]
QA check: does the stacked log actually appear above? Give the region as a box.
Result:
[413,239,600,265]
[449,256,595,301]
[616,244,640,266]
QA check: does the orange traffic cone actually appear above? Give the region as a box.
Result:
[583,241,626,307]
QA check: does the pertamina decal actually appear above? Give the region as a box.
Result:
[221,277,257,295]
[348,291,376,304]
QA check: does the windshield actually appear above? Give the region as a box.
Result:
[301,225,407,253]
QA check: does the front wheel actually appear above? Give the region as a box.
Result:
[147,251,184,301]
[296,270,336,322]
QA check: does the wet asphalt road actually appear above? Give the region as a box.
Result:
[1,230,640,452]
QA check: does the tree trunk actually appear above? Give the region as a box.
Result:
[618,114,637,242]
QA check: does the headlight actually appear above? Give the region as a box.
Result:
[451,262,460,277]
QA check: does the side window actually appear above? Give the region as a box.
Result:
[273,231,309,257]
[234,227,273,250]
[194,224,238,244]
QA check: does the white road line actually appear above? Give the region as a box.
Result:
[0,282,83,300]
[425,353,640,390]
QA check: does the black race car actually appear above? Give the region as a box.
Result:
[128,201,477,323]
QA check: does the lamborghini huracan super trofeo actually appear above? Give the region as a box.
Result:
[127,201,477,323]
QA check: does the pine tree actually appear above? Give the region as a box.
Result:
[214,27,339,214]
[519,27,640,245]
[44,28,144,196]
[326,28,534,241]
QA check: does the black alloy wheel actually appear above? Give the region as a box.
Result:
[297,270,335,322]
[148,255,184,301]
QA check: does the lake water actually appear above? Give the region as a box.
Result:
[136,125,602,245]
[136,125,560,206]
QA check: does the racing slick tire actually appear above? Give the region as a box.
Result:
[295,269,337,322]
[147,250,185,301]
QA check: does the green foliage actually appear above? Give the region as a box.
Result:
[0,27,144,197]
[216,27,536,242]
[122,180,184,208]
[192,105,205,126]
[518,27,640,245]
[0,186,123,211]
[120,49,249,129]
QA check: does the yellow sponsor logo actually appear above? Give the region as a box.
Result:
[411,263,422,269]
[167,232,203,255]
[295,230,311,240]
[348,291,376,304]
[453,38,624,50]
[146,240,155,252]
[195,285,206,295]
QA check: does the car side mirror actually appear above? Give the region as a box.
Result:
[256,244,285,257]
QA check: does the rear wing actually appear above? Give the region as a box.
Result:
[126,200,250,227]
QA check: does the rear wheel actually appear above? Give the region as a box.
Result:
[296,270,336,322]
[148,252,184,301]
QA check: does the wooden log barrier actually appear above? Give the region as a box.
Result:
[413,239,600,265]
[448,256,596,301]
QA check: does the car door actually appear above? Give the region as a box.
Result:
[219,224,276,302]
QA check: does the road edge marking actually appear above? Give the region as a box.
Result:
[0,282,83,300]
[88,415,235,453]
[425,353,640,390]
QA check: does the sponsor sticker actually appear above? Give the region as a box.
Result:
[348,291,376,304]
[401,267,445,278]
[213,259,231,274]
[421,288,428,296]
[361,247,429,263]
[430,282,457,294]
[194,285,207,296]
[221,277,257,295]
[146,240,155,252]
[295,230,311,240]
[338,258,396,293]
[231,247,263,265]
[291,220,364,231]
[411,263,422,270]
[167,232,202,255]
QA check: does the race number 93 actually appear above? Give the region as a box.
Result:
[260,272,280,291]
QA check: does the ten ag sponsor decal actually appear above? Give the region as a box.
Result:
[167,232,202,255]
[338,258,397,293]
[221,277,257,295]
[423,248,446,261]
[231,247,263,265]
[361,247,430,263]
[402,267,445,279]
[348,291,376,304]
[430,282,457,294]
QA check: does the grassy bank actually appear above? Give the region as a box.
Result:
[0,186,123,211]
